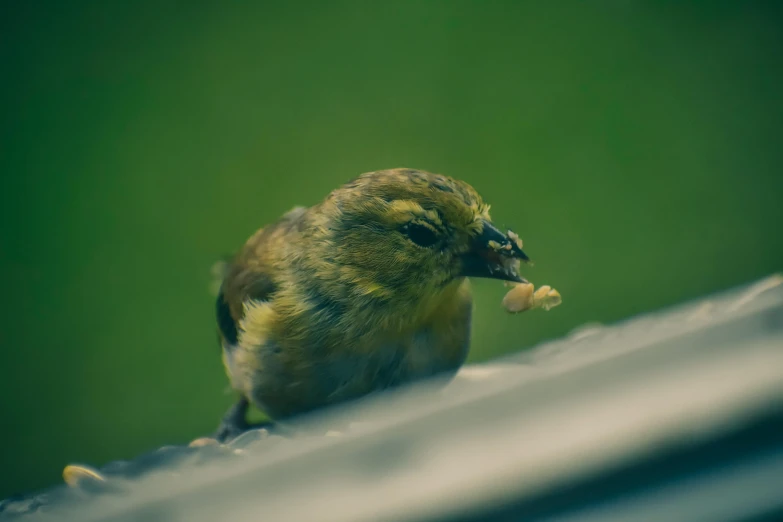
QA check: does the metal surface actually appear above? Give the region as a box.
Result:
[4,274,782,522]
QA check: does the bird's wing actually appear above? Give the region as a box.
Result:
[216,205,307,347]
[216,269,276,347]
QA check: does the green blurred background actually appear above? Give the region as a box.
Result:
[1,0,782,498]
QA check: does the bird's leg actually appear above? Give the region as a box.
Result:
[214,396,250,442]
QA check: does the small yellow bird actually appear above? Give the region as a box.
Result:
[214,168,530,440]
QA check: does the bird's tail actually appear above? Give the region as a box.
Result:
[209,256,233,297]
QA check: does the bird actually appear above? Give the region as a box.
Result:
[213,168,530,441]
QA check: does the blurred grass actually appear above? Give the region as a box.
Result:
[1,0,782,499]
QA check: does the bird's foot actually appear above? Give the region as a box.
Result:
[214,398,250,443]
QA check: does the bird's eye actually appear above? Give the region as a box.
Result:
[404,223,439,247]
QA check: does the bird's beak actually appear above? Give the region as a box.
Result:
[459,220,531,283]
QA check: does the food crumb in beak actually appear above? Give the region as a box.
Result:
[488,239,510,252]
[502,282,562,313]
[507,230,523,250]
[502,282,535,312]
[502,256,521,278]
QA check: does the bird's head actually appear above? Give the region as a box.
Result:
[305,168,530,306]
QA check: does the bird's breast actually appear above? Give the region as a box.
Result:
[309,323,469,405]
[239,280,473,419]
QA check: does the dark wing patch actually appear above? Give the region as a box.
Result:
[217,209,295,349]
[217,269,278,348]
[216,291,239,345]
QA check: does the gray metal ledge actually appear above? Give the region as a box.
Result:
[4,274,782,522]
